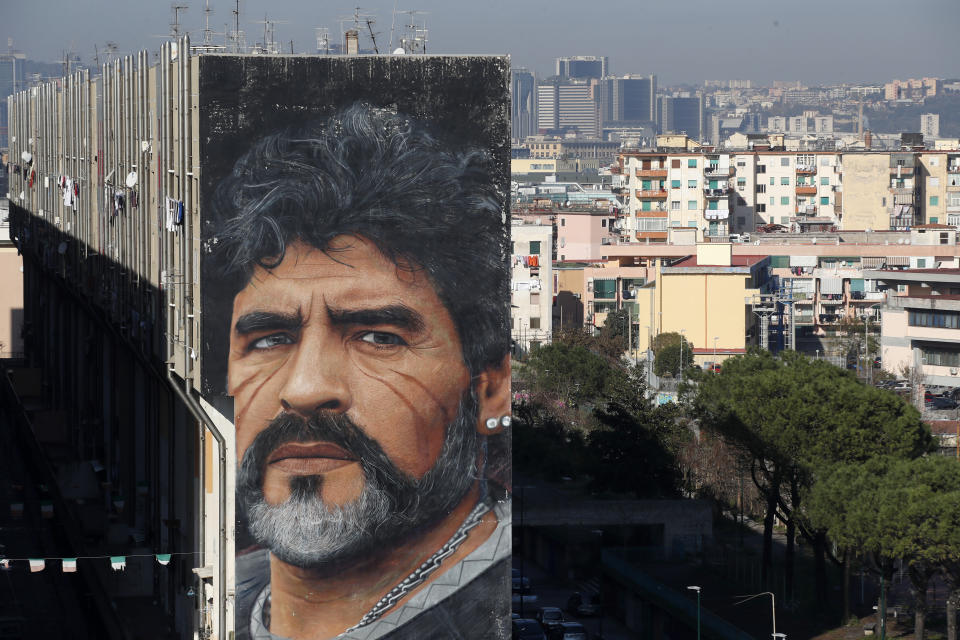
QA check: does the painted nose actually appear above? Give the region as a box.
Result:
[278,337,351,417]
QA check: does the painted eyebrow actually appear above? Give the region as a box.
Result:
[233,310,303,336]
[327,304,426,333]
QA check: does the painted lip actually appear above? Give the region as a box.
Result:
[267,442,357,475]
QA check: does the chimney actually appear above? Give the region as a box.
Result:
[864,129,872,150]
[345,29,359,55]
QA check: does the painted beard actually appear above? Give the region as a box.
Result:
[236,391,481,569]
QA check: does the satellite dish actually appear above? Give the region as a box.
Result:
[125,171,138,188]
[393,47,405,55]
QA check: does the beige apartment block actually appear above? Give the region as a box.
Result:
[512,221,554,354]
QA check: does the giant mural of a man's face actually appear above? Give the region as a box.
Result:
[204,86,511,640]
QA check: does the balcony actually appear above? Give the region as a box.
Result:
[796,165,817,175]
[795,205,818,215]
[636,205,668,213]
[635,168,668,178]
[890,166,915,176]
[704,165,734,178]
[703,187,731,198]
[704,208,730,220]
[795,185,817,196]
[636,189,667,199]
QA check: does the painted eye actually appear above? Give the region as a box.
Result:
[250,333,295,350]
[359,331,406,347]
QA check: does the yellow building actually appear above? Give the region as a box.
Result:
[656,244,769,367]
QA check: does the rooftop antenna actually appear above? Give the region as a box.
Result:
[339,7,379,54]
[388,0,399,51]
[202,0,214,45]
[396,9,428,54]
[315,27,331,54]
[228,0,247,53]
[251,15,288,54]
[170,3,189,38]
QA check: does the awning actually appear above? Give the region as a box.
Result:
[790,255,818,267]
[886,256,910,266]
[820,278,843,295]
[862,257,886,268]
[850,279,865,293]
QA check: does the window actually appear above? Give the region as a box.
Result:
[881,197,886,207]
[529,240,541,254]
[756,184,766,194]
[930,196,939,206]
[757,204,766,213]
[688,201,697,210]
[671,179,681,188]
[769,177,775,185]
[530,292,540,305]
[737,178,746,188]
[769,196,775,205]
[941,232,950,245]
[781,177,790,185]
[757,164,766,174]
[918,259,927,268]
[672,159,681,168]
[560,218,565,226]
[909,310,960,329]
[781,196,790,205]
[688,179,697,188]
[737,160,746,167]
[930,217,939,223]
[930,177,940,187]
[688,159,697,168]
[781,216,790,225]
[780,157,790,167]
[821,177,830,185]
[559,237,565,247]
[529,317,541,330]
[687,220,696,227]
[820,196,830,205]
[671,200,680,210]
[921,345,960,367]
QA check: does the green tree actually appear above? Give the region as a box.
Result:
[808,457,960,639]
[525,342,616,407]
[653,341,694,378]
[597,308,630,359]
[651,331,690,355]
[692,350,932,607]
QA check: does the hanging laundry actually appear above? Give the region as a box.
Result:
[129,190,138,208]
[29,559,45,573]
[63,177,74,207]
[62,558,77,573]
[176,200,185,225]
[113,191,125,217]
[0,559,9,570]
[110,556,126,571]
[156,554,171,566]
[28,169,35,188]
[165,198,178,231]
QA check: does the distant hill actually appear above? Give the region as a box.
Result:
[865,94,960,137]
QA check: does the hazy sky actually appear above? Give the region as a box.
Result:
[4,0,959,84]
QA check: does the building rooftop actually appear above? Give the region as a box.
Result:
[669,254,767,268]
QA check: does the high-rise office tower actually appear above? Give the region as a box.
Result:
[660,94,705,140]
[555,56,608,80]
[511,67,537,141]
[601,74,657,124]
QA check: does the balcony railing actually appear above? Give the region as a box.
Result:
[704,166,734,178]
[635,168,668,178]
[796,205,818,215]
[703,187,731,198]
[636,189,667,199]
[704,209,730,220]
[890,166,915,176]
[795,185,817,196]
[796,165,817,174]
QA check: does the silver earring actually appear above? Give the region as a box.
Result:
[485,417,499,431]
[500,415,512,428]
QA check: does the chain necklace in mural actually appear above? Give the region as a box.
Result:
[339,498,492,636]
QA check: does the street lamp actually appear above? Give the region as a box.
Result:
[734,592,779,639]
[713,336,719,368]
[680,329,686,383]
[687,586,701,640]
[592,529,604,640]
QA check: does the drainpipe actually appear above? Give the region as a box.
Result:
[165,364,227,640]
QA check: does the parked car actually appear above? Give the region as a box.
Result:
[512,568,531,593]
[535,607,565,633]
[547,622,589,640]
[927,396,958,410]
[512,618,547,640]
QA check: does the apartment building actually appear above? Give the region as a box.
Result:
[865,267,960,386]
[512,222,554,354]
[556,209,620,261]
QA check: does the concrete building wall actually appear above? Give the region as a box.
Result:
[512,223,554,353]
[0,247,24,356]
[557,211,618,261]
[840,153,893,230]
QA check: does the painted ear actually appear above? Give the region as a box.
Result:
[475,353,511,435]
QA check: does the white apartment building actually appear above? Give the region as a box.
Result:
[511,222,554,354]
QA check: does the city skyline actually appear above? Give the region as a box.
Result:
[4,0,959,85]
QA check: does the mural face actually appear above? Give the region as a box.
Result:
[198,57,511,639]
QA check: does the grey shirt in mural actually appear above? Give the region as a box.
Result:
[237,498,511,640]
